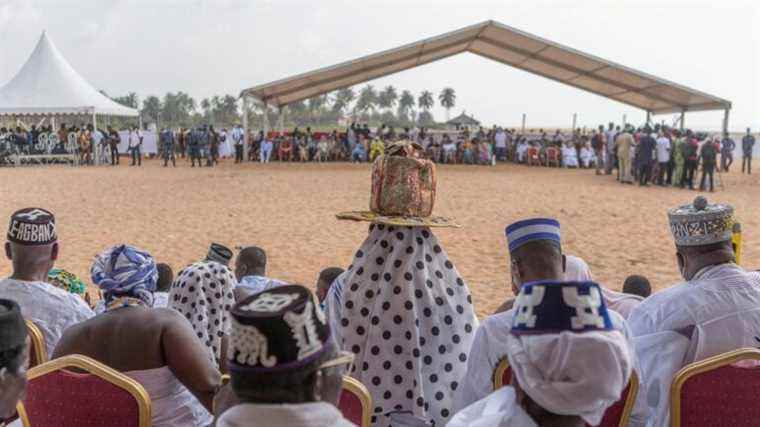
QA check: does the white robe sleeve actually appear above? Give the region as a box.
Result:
[454,321,497,412]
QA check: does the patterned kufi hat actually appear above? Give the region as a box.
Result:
[229,284,330,373]
[206,243,233,266]
[668,196,734,246]
[7,207,57,246]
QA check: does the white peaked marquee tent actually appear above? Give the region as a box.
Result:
[0,31,138,121]
[239,20,732,153]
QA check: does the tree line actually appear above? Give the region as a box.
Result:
[102,86,458,130]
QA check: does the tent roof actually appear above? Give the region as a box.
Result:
[447,111,480,125]
[0,32,138,117]
[241,20,730,115]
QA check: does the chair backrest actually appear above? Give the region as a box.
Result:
[492,357,511,389]
[493,358,639,427]
[593,371,639,427]
[17,354,151,427]
[670,347,760,427]
[25,320,48,368]
[339,376,372,427]
[547,147,559,160]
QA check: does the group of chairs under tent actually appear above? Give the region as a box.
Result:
[0,131,82,166]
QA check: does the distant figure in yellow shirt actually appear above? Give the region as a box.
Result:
[369,138,385,162]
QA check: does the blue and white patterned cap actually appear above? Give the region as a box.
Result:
[511,281,613,335]
[505,218,561,253]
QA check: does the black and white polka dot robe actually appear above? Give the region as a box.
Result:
[339,224,479,426]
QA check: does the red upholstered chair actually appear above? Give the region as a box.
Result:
[545,146,560,167]
[339,376,372,427]
[527,147,540,166]
[492,357,512,389]
[670,347,760,427]
[17,354,151,427]
[25,320,48,369]
[591,371,639,427]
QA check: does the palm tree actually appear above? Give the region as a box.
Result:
[378,85,398,113]
[356,85,378,119]
[332,87,356,118]
[418,91,434,111]
[200,98,211,120]
[439,87,456,121]
[398,90,415,123]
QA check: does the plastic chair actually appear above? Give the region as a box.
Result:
[25,320,48,368]
[670,347,760,427]
[17,354,151,427]
[339,376,372,427]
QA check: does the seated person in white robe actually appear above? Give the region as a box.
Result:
[215,285,355,427]
[579,143,595,168]
[516,141,529,163]
[456,218,646,425]
[233,246,287,299]
[629,196,760,425]
[0,208,94,354]
[448,281,633,427]
[54,245,219,427]
[561,143,579,168]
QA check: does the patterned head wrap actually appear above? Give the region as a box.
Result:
[91,244,158,306]
[47,268,87,297]
[169,261,236,364]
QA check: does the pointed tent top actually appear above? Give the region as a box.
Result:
[0,31,138,116]
[447,111,480,126]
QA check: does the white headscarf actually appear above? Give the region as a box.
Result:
[565,254,643,318]
[340,224,479,426]
[169,261,236,364]
[505,329,633,425]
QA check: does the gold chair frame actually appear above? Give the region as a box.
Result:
[342,375,372,427]
[492,358,639,427]
[492,357,510,389]
[670,347,760,427]
[16,354,151,427]
[25,320,48,367]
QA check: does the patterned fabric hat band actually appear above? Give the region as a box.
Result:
[229,285,331,373]
[511,281,613,335]
[505,218,561,253]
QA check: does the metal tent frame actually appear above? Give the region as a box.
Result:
[239,20,731,154]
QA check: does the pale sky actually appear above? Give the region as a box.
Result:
[1,0,758,131]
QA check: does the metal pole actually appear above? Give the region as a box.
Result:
[92,110,99,165]
[262,101,270,139]
[722,108,730,135]
[277,107,285,134]
[646,111,651,125]
[572,113,577,131]
[680,111,685,131]
[521,113,526,133]
[242,96,250,161]
[622,114,627,127]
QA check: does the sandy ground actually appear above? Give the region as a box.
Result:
[0,158,757,317]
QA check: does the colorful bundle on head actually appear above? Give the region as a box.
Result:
[47,268,87,297]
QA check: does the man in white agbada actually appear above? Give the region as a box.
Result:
[456,218,647,425]
[0,207,94,354]
[628,196,760,426]
[325,223,479,426]
[216,285,355,427]
[561,142,579,168]
[448,281,633,427]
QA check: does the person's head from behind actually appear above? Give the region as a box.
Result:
[229,285,352,406]
[0,299,29,419]
[234,246,267,281]
[316,267,344,303]
[91,244,158,307]
[508,281,632,426]
[505,218,566,294]
[668,197,735,281]
[5,208,59,280]
[623,275,651,298]
[156,263,174,293]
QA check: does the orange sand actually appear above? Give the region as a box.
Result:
[1,159,757,317]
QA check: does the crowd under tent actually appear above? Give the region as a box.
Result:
[0,31,137,140]
[239,20,731,153]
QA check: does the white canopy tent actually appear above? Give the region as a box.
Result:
[239,20,731,153]
[0,31,138,118]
